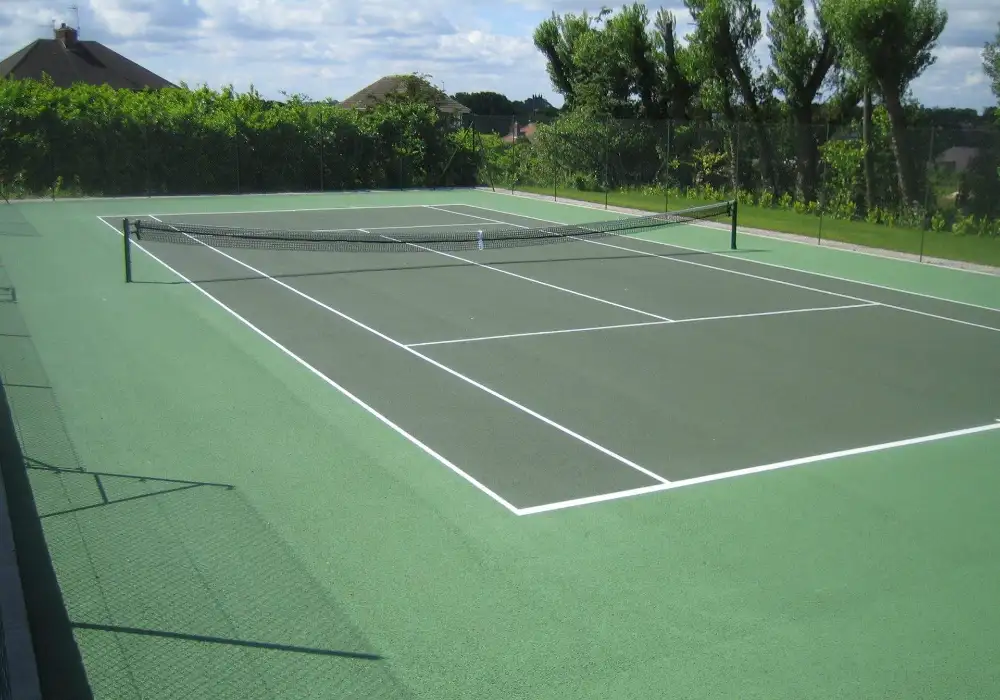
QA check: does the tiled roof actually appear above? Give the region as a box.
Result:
[0,25,176,90]
[340,75,470,113]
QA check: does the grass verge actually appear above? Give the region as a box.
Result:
[508,184,1000,269]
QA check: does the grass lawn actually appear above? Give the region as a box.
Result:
[508,183,1000,269]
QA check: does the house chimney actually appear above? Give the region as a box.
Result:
[54,22,78,47]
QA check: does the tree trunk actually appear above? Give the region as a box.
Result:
[793,109,819,203]
[880,86,920,207]
[862,89,876,211]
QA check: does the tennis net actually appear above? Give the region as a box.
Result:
[124,200,736,255]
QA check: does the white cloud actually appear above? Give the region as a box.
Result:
[0,0,995,109]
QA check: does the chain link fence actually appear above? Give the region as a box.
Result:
[473,115,1000,266]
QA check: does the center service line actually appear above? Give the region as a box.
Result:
[147,216,670,487]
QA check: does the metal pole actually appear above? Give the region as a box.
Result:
[319,106,325,192]
[122,218,133,283]
[730,199,738,250]
[818,122,830,245]
[665,120,672,213]
[920,128,936,262]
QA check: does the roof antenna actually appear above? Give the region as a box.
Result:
[69,5,80,34]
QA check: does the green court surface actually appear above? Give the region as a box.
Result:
[1,188,999,699]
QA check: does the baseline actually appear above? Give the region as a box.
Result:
[99,202,471,219]
[518,421,1000,516]
[442,205,1000,334]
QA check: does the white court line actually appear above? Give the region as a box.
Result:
[478,192,1000,310]
[94,216,523,515]
[485,187,1000,279]
[444,204,1000,334]
[406,303,877,348]
[146,216,669,487]
[316,221,509,232]
[99,202,469,219]
[517,420,1000,516]
[373,212,672,322]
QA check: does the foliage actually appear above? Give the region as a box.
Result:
[985,22,1000,108]
[822,0,948,205]
[0,77,480,198]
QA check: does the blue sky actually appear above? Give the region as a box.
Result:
[1,0,996,111]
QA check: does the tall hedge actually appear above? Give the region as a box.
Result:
[0,77,481,198]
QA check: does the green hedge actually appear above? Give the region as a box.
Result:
[0,78,481,198]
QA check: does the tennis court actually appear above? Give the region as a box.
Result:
[106,197,999,514]
[2,188,1000,699]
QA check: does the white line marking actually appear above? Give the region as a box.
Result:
[407,320,674,347]
[448,204,1000,334]
[100,202,469,219]
[517,421,1000,515]
[478,192,1000,309]
[146,216,669,486]
[95,216,523,515]
[406,303,877,348]
[371,213,672,321]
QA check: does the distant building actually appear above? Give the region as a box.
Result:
[502,122,538,144]
[0,23,176,90]
[340,75,470,124]
[934,146,980,174]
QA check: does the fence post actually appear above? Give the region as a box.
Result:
[665,120,672,213]
[919,127,936,262]
[818,122,830,245]
[730,199,738,250]
[319,106,325,192]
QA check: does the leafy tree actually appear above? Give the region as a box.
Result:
[685,0,777,191]
[766,0,836,201]
[823,0,948,206]
[984,22,1000,115]
[652,9,698,120]
[533,10,606,111]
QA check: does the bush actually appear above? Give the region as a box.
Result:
[0,77,481,197]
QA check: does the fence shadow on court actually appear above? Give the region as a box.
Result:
[0,258,411,700]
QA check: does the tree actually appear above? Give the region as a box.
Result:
[652,9,698,120]
[767,0,836,201]
[823,0,947,206]
[534,4,665,119]
[686,0,778,191]
[984,22,1000,108]
[533,10,606,112]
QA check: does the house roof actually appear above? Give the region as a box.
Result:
[0,24,176,90]
[340,75,470,113]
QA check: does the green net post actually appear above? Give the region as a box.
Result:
[730,199,738,250]
[122,218,133,283]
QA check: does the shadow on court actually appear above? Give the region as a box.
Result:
[129,247,770,285]
[0,258,409,700]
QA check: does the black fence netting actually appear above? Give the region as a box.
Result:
[474,114,999,261]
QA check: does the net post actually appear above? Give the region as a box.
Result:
[729,199,738,250]
[122,218,133,283]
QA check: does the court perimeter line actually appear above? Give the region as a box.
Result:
[475,195,1000,311]
[95,216,523,515]
[405,303,877,348]
[484,189,1000,280]
[145,216,670,487]
[517,420,1000,516]
[450,205,1000,334]
[99,202,469,219]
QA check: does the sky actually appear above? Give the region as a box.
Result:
[0,0,996,111]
